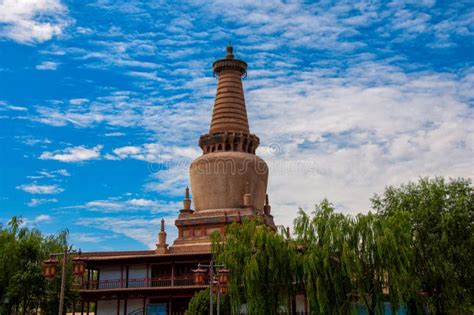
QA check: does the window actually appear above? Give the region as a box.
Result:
[151,264,171,277]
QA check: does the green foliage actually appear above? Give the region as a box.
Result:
[293,200,413,315]
[185,288,230,315]
[211,177,471,315]
[372,177,474,314]
[212,218,295,315]
[348,211,413,314]
[293,200,354,314]
[0,216,78,314]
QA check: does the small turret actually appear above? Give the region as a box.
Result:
[179,186,193,216]
[156,218,168,254]
[263,194,271,215]
[183,186,191,210]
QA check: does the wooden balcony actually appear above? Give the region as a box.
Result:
[80,275,207,291]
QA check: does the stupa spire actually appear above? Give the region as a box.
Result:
[210,44,249,134]
[199,45,259,155]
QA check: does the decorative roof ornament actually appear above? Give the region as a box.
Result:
[225,43,234,59]
[160,218,165,232]
[183,186,191,210]
[264,194,271,215]
[156,218,168,253]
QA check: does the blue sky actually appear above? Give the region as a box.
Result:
[0,0,473,251]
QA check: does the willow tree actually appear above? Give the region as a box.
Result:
[293,200,354,315]
[372,177,474,314]
[211,218,296,315]
[294,200,413,315]
[348,211,413,315]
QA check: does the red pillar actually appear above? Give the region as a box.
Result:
[171,261,175,286]
[121,264,124,288]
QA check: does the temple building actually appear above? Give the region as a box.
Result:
[78,46,302,314]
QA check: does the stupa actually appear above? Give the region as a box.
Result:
[171,44,275,252]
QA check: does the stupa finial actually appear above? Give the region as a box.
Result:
[225,42,234,59]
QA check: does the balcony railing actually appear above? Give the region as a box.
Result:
[81,275,206,290]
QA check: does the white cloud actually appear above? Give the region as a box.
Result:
[27,198,58,207]
[104,132,125,137]
[128,198,159,207]
[39,145,102,162]
[77,216,177,249]
[103,143,198,196]
[8,105,27,111]
[0,0,70,44]
[21,137,52,146]
[145,165,190,197]
[21,214,54,227]
[85,200,124,211]
[36,61,59,70]
[69,98,89,105]
[72,197,180,213]
[33,214,53,223]
[106,143,200,165]
[70,232,116,244]
[75,26,93,35]
[27,169,70,179]
[17,183,64,194]
[0,101,28,111]
[126,71,165,82]
[113,145,142,156]
[56,169,70,176]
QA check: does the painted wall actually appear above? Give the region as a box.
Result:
[100,266,121,280]
[128,264,147,288]
[97,299,146,315]
[98,266,122,289]
[97,300,119,315]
